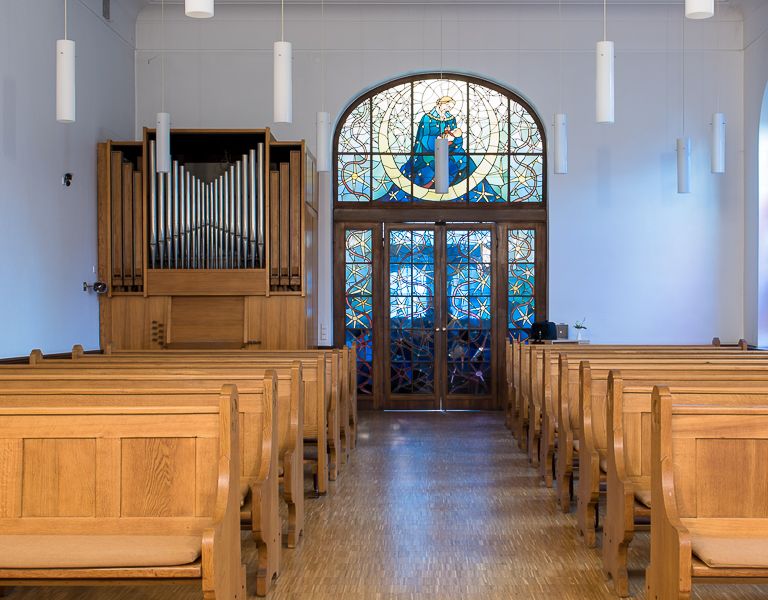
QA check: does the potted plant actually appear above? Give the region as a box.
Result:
[574,318,587,342]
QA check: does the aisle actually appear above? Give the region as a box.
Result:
[270,411,766,600]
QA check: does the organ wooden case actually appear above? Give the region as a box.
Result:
[97,129,318,350]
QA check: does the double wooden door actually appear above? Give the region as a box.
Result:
[336,221,544,411]
[385,224,495,410]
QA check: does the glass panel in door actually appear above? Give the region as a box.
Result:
[386,228,439,409]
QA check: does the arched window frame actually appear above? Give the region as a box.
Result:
[333,73,549,409]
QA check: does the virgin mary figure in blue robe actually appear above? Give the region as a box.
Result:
[386,96,504,202]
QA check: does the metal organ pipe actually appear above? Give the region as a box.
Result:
[145,147,266,270]
[149,141,158,268]
[257,143,265,269]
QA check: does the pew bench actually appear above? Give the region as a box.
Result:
[646,389,768,599]
[604,374,768,596]
[0,368,282,596]
[42,348,340,495]
[0,385,245,599]
[574,358,768,547]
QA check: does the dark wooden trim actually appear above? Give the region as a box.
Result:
[335,206,547,224]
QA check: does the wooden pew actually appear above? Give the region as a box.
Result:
[573,357,768,546]
[0,384,246,598]
[1,367,289,596]
[54,348,339,494]
[17,359,305,547]
[646,388,768,599]
[511,341,742,458]
[551,351,763,514]
[604,373,768,595]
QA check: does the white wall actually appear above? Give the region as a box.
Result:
[135,3,745,344]
[741,0,768,346]
[0,0,139,357]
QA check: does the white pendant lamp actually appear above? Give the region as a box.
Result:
[185,0,213,18]
[677,137,691,194]
[596,0,614,123]
[317,112,331,172]
[686,0,714,19]
[711,112,725,174]
[554,113,568,175]
[274,0,292,123]
[156,112,171,173]
[435,138,450,194]
[56,1,75,123]
[316,0,329,171]
[156,0,170,173]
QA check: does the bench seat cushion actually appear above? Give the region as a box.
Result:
[0,535,201,569]
[685,520,768,569]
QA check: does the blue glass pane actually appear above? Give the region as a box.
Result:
[338,155,370,202]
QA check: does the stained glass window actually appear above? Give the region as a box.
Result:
[345,229,374,395]
[508,229,536,341]
[389,230,436,394]
[446,230,492,395]
[337,76,544,204]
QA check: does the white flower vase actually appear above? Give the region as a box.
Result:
[576,329,583,342]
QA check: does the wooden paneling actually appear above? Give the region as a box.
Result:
[0,439,22,518]
[696,439,768,518]
[22,439,96,517]
[120,437,196,517]
[110,151,123,288]
[146,269,266,296]
[132,171,144,287]
[122,162,134,285]
[170,296,245,344]
[246,296,307,349]
[279,162,290,286]
[289,150,301,287]
[109,296,148,350]
[194,437,218,517]
[270,170,280,287]
[95,438,121,517]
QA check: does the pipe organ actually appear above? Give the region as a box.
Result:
[97,129,318,351]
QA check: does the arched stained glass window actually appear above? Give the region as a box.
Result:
[336,75,545,204]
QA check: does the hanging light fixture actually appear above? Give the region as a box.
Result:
[677,14,690,193]
[156,0,170,173]
[677,137,691,193]
[274,0,292,123]
[185,0,213,18]
[56,0,75,123]
[711,112,725,174]
[316,0,330,172]
[317,112,331,172]
[553,0,568,174]
[435,138,450,194]
[596,0,614,123]
[685,0,714,19]
[554,114,568,174]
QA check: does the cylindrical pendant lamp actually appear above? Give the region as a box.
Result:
[596,41,615,123]
[317,112,331,172]
[274,41,293,124]
[685,0,714,19]
[435,138,450,194]
[554,113,568,174]
[677,137,691,194]
[56,39,76,123]
[156,112,171,173]
[711,112,725,174]
[185,0,213,18]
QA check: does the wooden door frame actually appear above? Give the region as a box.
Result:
[335,220,547,411]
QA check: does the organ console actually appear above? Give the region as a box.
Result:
[97,128,318,351]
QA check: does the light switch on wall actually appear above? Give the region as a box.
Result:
[320,324,328,341]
